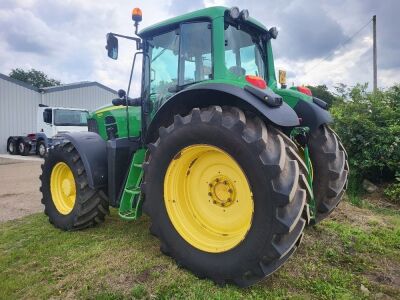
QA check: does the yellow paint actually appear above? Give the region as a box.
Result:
[50,162,76,215]
[164,144,253,253]
[95,105,124,115]
[279,69,287,85]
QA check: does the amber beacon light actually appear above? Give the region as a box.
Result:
[132,8,142,22]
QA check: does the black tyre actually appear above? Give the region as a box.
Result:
[7,139,18,155]
[18,140,30,156]
[40,142,109,230]
[308,125,349,223]
[37,140,47,158]
[142,106,311,287]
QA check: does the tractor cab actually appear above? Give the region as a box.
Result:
[96,6,287,142]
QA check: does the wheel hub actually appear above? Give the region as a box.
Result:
[209,176,235,207]
[39,144,46,156]
[61,178,73,197]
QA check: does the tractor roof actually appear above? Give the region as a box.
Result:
[139,6,267,37]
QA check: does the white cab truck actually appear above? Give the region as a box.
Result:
[6,105,89,157]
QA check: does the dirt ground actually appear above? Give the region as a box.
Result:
[0,156,43,222]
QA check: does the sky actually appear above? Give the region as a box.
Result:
[0,0,399,94]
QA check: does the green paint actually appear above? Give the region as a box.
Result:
[118,148,146,220]
[273,87,313,108]
[290,127,316,220]
[89,106,141,140]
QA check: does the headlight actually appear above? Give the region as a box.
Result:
[240,9,249,21]
[229,7,240,19]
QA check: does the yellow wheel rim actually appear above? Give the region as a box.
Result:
[164,145,254,253]
[50,162,76,215]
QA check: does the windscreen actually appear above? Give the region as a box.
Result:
[54,109,89,126]
[224,24,266,78]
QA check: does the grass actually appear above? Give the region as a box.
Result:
[0,199,399,299]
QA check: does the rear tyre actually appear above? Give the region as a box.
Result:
[308,125,349,223]
[143,106,311,287]
[18,140,30,156]
[37,140,47,158]
[7,139,18,155]
[40,142,109,230]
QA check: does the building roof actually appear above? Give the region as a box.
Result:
[0,73,117,94]
[0,73,39,92]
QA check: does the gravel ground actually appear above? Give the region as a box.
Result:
[0,157,43,222]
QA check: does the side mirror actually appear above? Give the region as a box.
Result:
[106,33,118,59]
[43,109,52,124]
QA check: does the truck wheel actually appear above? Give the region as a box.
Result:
[18,140,30,156]
[40,142,109,230]
[7,139,18,155]
[308,125,349,223]
[37,141,47,158]
[142,106,311,287]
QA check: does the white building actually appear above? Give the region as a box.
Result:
[0,73,117,153]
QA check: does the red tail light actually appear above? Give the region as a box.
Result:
[297,86,312,96]
[245,75,267,89]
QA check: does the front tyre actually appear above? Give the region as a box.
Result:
[143,106,311,287]
[37,140,47,158]
[40,142,109,230]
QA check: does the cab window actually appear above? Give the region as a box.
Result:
[224,24,265,78]
[148,21,212,112]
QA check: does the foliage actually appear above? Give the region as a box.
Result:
[306,84,338,107]
[384,172,400,203]
[330,84,400,184]
[9,68,61,88]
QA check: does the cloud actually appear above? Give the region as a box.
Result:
[0,0,398,93]
[167,0,205,14]
[0,8,55,54]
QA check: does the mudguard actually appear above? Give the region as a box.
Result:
[293,99,333,130]
[146,82,300,143]
[55,132,107,189]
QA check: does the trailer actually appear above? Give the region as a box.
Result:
[6,105,89,157]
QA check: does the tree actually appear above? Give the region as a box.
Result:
[9,68,61,88]
[306,84,338,107]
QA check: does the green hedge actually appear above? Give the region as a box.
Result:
[321,84,399,200]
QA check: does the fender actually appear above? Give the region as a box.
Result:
[146,82,300,143]
[293,98,333,130]
[55,132,107,189]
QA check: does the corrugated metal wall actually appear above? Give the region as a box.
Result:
[42,86,116,111]
[0,76,116,154]
[0,78,40,153]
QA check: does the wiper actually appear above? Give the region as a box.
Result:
[152,48,167,62]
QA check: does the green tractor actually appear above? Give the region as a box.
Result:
[40,6,348,287]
